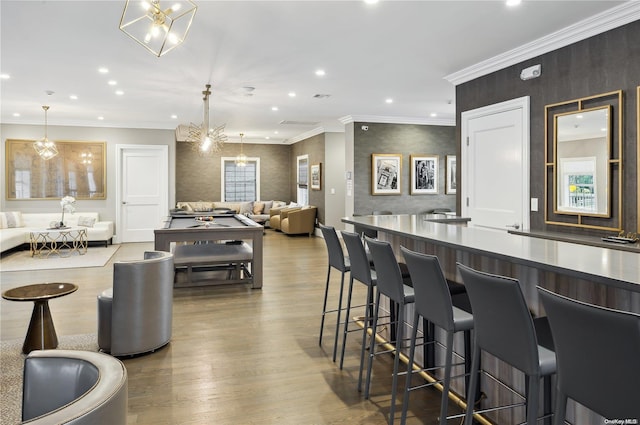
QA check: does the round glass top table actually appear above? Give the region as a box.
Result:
[2,283,78,354]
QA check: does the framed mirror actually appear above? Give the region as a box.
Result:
[5,139,106,200]
[544,90,622,232]
[554,106,611,216]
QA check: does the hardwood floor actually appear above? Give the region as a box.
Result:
[1,231,456,425]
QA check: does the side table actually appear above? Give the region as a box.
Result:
[2,283,78,354]
[30,227,88,258]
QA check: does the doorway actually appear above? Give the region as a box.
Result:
[461,96,530,231]
[116,145,169,243]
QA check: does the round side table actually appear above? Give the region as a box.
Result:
[2,283,78,354]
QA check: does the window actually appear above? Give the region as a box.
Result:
[221,157,260,202]
[297,155,309,205]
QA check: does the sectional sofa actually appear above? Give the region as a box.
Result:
[0,211,114,254]
[175,200,287,225]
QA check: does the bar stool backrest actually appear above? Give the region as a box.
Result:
[538,287,640,419]
[319,224,347,272]
[401,247,455,332]
[365,237,404,303]
[457,263,539,376]
[341,231,373,286]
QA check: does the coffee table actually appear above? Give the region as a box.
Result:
[2,283,78,354]
[29,227,88,258]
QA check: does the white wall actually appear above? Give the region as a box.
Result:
[1,123,175,226]
[323,132,346,230]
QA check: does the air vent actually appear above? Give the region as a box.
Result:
[313,94,331,99]
[279,120,320,126]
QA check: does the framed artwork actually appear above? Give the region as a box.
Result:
[446,155,457,195]
[410,155,438,194]
[5,139,107,200]
[311,163,322,190]
[372,153,401,195]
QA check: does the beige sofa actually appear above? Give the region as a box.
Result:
[0,211,114,253]
[176,201,286,225]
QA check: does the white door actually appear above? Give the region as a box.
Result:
[461,97,530,231]
[117,145,168,242]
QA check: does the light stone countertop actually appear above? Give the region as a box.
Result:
[343,214,640,292]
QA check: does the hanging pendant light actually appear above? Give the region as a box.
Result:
[187,83,226,156]
[33,106,58,160]
[235,133,248,167]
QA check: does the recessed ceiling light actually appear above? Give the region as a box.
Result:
[385,98,393,104]
[69,95,78,100]
[430,112,438,117]
[271,106,279,111]
[108,80,117,86]
[506,0,521,6]
[288,92,296,97]
[265,136,270,140]
[315,69,326,77]
[12,112,20,117]
[98,67,109,74]
[0,73,10,79]
[364,0,379,4]
[274,131,279,134]
[97,116,104,120]
[171,114,178,119]
[115,90,124,96]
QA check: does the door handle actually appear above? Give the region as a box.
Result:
[122,201,127,205]
[506,223,520,230]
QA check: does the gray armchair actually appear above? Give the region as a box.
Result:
[98,250,174,356]
[22,349,127,424]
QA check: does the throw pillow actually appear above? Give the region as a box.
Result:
[240,202,253,215]
[77,216,96,228]
[262,201,274,214]
[0,211,24,229]
[253,202,265,215]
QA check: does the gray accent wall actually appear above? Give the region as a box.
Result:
[352,122,456,215]
[175,141,290,203]
[289,133,325,224]
[456,20,639,235]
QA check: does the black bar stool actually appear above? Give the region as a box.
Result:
[457,263,556,425]
[364,237,415,425]
[400,247,474,425]
[318,224,350,362]
[538,287,640,423]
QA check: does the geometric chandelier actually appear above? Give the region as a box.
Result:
[187,84,226,156]
[119,0,197,57]
[33,106,58,160]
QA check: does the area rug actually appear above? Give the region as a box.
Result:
[0,245,120,272]
[0,334,99,425]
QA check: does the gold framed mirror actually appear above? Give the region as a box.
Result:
[545,90,622,231]
[5,139,106,200]
[554,106,611,216]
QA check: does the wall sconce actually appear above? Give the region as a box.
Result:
[119,0,197,57]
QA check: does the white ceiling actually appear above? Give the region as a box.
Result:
[0,0,633,144]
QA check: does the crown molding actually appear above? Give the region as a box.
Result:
[339,115,455,127]
[284,127,327,145]
[445,2,640,86]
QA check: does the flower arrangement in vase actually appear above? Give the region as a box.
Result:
[58,196,76,228]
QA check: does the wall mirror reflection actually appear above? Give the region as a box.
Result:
[554,106,611,216]
[5,139,106,200]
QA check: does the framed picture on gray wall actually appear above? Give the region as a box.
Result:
[446,155,457,194]
[372,153,401,195]
[410,154,438,194]
[311,163,321,190]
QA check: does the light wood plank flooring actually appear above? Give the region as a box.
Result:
[1,231,456,424]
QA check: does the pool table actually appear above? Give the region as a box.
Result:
[154,214,263,288]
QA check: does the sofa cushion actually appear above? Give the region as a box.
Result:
[78,216,97,227]
[0,211,24,229]
[252,202,264,215]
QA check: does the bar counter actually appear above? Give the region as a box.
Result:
[342,214,640,424]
